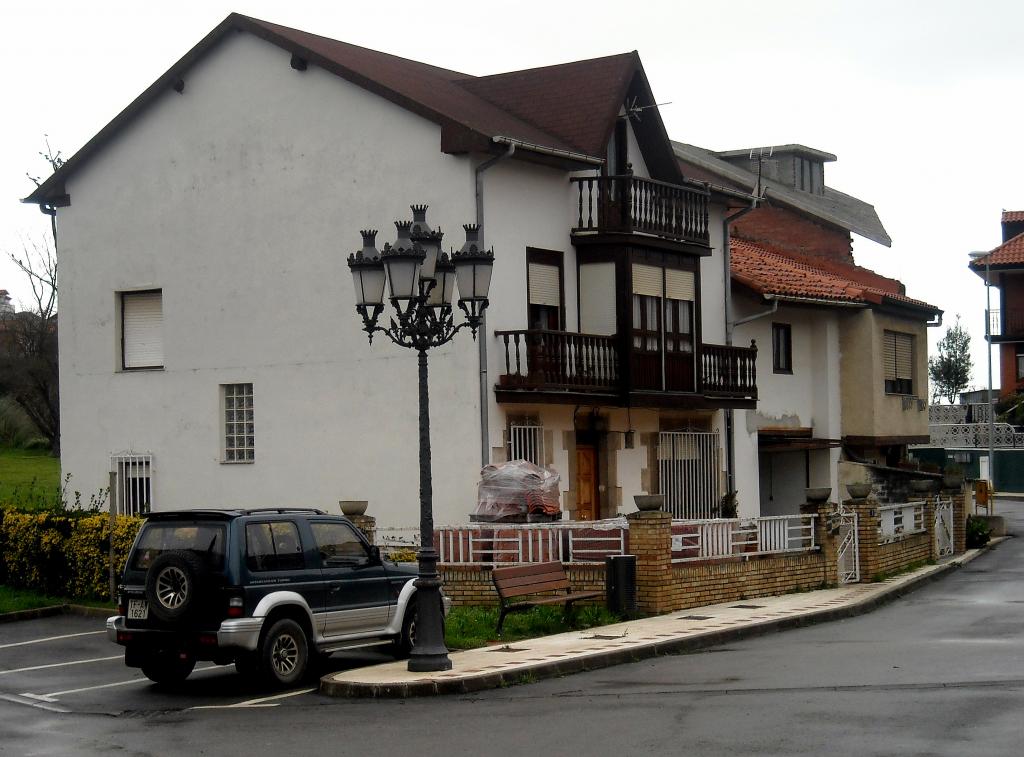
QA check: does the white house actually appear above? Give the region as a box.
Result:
[27,14,765,528]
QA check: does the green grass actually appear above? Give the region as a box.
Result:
[0,585,114,614]
[444,605,620,650]
[0,446,61,509]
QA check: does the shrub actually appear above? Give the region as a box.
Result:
[965,515,991,549]
[0,508,142,601]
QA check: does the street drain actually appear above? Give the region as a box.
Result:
[490,645,529,653]
[731,604,765,609]
[585,633,628,640]
[678,615,714,620]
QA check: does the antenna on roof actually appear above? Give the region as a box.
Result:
[748,146,774,199]
[623,96,673,122]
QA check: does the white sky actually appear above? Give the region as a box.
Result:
[2,0,1022,390]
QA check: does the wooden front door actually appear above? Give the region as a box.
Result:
[576,444,598,521]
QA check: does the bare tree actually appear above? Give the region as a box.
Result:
[0,140,64,454]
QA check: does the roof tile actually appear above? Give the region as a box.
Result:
[969,232,1024,268]
[1001,210,1024,223]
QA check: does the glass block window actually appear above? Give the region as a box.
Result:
[223,383,254,463]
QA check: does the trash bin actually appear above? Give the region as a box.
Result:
[605,554,637,618]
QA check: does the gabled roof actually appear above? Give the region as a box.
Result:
[732,238,940,315]
[969,232,1024,271]
[25,14,680,207]
[672,141,892,247]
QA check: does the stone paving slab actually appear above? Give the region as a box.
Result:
[321,543,1002,698]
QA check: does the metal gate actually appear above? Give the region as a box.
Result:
[834,502,860,584]
[658,431,721,519]
[935,497,954,558]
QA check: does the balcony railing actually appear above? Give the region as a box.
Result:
[571,173,710,245]
[990,307,1024,338]
[495,329,757,401]
[497,330,619,392]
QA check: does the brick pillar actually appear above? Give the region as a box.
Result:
[627,510,674,614]
[348,514,377,544]
[924,496,937,562]
[852,498,879,582]
[952,493,967,554]
[815,503,839,586]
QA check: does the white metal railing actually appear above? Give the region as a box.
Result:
[509,424,545,466]
[928,422,1024,448]
[435,518,628,565]
[110,451,153,516]
[878,501,926,542]
[658,431,722,519]
[670,515,817,562]
[928,403,991,424]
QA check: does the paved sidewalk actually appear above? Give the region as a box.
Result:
[321,542,1004,698]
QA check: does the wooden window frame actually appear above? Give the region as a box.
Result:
[772,322,793,374]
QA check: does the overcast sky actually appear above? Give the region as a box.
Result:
[2,0,1021,391]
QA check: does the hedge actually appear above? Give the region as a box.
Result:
[0,509,142,601]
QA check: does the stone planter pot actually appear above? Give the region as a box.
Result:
[805,487,831,504]
[942,474,964,490]
[909,479,937,494]
[339,500,369,517]
[634,494,665,512]
[846,483,872,499]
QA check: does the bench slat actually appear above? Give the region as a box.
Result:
[495,571,569,591]
[497,580,572,599]
[492,561,564,580]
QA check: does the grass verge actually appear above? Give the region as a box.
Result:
[445,604,619,650]
[0,585,114,615]
[0,446,61,509]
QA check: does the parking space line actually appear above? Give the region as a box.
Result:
[0,693,70,714]
[0,631,105,650]
[21,663,222,701]
[0,655,122,676]
[188,687,317,710]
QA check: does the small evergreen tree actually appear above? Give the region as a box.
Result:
[928,316,972,405]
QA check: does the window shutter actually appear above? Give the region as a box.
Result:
[665,269,695,301]
[895,333,913,380]
[528,263,561,307]
[882,332,897,381]
[123,292,163,368]
[632,264,663,297]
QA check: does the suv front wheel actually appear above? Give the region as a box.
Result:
[260,618,309,687]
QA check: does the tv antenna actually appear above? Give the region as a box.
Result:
[748,146,774,198]
[624,96,672,122]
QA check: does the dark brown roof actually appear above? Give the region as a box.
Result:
[25,14,670,206]
[732,238,940,314]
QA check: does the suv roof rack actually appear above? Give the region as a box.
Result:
[243,508,328,515]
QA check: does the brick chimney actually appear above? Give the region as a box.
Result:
[1001,210,1024,242]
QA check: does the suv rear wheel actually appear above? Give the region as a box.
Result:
[260,618,309,687]
[140,652,196,684]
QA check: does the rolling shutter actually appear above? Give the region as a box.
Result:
[528,263,561,307]
[123,291,164,369]
[632,264,663,297]
[665,269,695,301]
[894,332,913,380]
[883,332,897,381]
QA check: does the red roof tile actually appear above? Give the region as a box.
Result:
[731,238,938,312]
[969,232,1024,268]
[1002,210,1024,223]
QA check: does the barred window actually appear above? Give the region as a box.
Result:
[223,383,254,462]
[509,423,544,466]
[111,452,153,516]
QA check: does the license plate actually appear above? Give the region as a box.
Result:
[128,599,149,620]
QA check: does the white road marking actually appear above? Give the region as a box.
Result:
[188,687,317,710]
[21,663,222,701]
[0,655,122,676]
[0,693,70,713]
[0,630,106,650]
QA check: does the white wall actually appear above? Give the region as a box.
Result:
[57,30,579,528]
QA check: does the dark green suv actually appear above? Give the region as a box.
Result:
[107,509,437,686]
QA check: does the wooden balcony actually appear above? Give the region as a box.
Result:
[495,330,757,408]
[571,173,710,246]
[990,307,1024,342]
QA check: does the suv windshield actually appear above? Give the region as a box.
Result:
[130,522,227,571]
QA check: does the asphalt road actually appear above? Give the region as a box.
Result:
[1,501,1020,757]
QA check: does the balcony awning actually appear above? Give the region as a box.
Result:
[758,428,841,452]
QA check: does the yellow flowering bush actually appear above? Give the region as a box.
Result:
[0,509,142,601]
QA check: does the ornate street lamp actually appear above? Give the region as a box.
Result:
[346,205,493,672]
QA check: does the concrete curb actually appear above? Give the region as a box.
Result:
[321,541,1006,698]
[0,603,114,625]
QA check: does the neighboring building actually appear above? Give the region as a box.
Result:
[969,210,1024,399]
[674,143,942,512]
[24,14,759,526]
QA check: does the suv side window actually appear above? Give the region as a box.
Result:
[311,522,368,565]
[246,521,305,572]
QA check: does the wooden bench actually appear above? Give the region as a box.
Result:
[491,561,603,635]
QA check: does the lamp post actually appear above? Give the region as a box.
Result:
[347,205,493,672]
[969,251,996,490]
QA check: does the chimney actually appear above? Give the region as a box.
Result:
[1001,211,1024,243]
[714,144,836,196]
